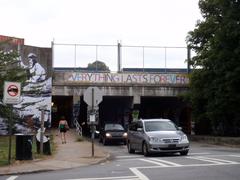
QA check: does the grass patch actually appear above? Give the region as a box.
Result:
[0,133,56,167]
[0,135,16,166]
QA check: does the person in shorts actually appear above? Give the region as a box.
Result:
[58,116,69,144]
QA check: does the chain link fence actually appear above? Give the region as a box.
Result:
[53,42,190,72]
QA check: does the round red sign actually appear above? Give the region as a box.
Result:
[7,85,19,97]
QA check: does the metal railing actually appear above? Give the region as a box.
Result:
[52,42,191,73]
[74,118,82,137]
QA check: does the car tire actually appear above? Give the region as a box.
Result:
[142,142,149,156]
[180,150,189,156]
[127,142,135,154]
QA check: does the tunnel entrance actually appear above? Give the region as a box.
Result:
[140,96,191,134]
[51,96,73,128]
[79,96,133,136]
[52,95,191,135]
[99,96,133,129]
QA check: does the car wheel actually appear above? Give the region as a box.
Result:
[142,142,149,156]
[180,150,189,156]
[127,142,135,153]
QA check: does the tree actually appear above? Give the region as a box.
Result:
[0,42,27,133]
[87,60,110,72]
[186,0,240,136]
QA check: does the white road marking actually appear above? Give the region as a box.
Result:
[189,152,211,155]
[116,155,140,159]
[139,158,170,167]
[65,154,240,180]
[130,167,150,180]
[186,156,238,164]
[64,176,139,180]
[135,162,240,170]
[229,155,240,158]
[150,158,182,167]
[199,156,238,164]
[6,176,18,180]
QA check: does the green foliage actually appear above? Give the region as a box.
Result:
[186,0,240,136]
[87,60,110,72]
[0,43,27,128]
[0,136,16,166]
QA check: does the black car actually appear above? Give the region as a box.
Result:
[99,123,127,145]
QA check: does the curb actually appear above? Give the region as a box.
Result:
[0,153,111,176]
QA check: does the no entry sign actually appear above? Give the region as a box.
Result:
[3,81,21,104]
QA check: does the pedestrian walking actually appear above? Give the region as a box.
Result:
[58,116,69,144]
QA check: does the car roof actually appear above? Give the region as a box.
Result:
[140,118,171,122]
[104,123,122,125]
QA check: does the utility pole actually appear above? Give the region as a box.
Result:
[187,46,191,74]
[8,105,13,165]
[117,41,122,73]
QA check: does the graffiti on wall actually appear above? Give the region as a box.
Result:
[0,44,52,135]
[67,72,189,85]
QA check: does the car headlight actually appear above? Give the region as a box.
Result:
[149,136,162,143]
[123,132,128,137]
[181,134,188,141]
[106,133,111,137]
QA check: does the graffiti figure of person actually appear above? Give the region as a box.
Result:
[26,53,46,83]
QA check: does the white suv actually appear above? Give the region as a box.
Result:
[127,119,190,156]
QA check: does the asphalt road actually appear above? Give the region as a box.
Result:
[2,142,240,180]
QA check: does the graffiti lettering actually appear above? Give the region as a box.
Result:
[66,72,189,85]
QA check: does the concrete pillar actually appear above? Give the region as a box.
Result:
[133,95,141,105]
[132,95,141,120]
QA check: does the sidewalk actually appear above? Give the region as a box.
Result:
[0,129,110,175]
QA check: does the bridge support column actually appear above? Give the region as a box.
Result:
[133,95,141,109]
[132,95,141,120]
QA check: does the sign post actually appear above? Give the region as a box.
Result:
[39,105,47,155]
[3,81,21,165]
[84,87,103,157]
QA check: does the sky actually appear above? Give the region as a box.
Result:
[1,0,202,71]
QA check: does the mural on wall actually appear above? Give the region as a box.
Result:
[0,42,52,135]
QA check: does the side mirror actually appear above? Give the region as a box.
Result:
[178,127,182,130]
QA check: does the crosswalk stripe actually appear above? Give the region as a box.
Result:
[189,152,211,155]
[64,176,139,180]
[150,158,182,167]
[229,155,240,158]
[186,156,238,164]
[130,167,150,180]
[6,176,18,180]
[199,156,238,164]
[140,159,170,167]
[187,156,224,164]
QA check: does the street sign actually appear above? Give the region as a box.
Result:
[3,81,21,104]
[83,87,103,107]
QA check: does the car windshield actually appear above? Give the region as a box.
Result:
[144,121,177,132]
[105,124,124,131]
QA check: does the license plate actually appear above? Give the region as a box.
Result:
[168,144,176,148]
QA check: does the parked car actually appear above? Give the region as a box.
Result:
[127,119,190,156]
[99,123,127,145]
